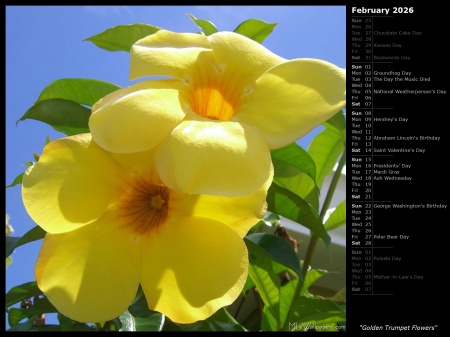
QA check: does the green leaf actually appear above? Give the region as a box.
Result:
[134,315,165,332]
[261,212,281,228]
[57,313,76,331]
[6,226,46,258]
[119,310,135,331]
[35,78,120,107]
[33,324,94,332]
[187,14,218,35]
[85,23,161,52]
[17,79,121,134]
[286,297,346,331]
[6,315,39,331]
[233,19,277,43]
[246,233,305,331]
[323,110,346,132]
[127,295,165,331]
[5,236,20,257]
[13,314,95,332]
[6,173,23,188]
[261,305,278,331]
[181,307,246,331]
[271,142,317,183]
[248,256,281,330]
[8,297,57,327]
[242,273,256,293]
[271,142,320,210]
[17,98,91,136]
[279,278,299,328]
[267,183,330,247]
[307,123,345,188]
[128,294,158,317]
[274,171,319,211]
[324,200,346,231]
[5,281,42,309]
[302,269,329,295]
[245,233,301,278]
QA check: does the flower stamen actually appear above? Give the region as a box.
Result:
[119,179,169,234]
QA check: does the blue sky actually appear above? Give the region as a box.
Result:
[5,5,345,327]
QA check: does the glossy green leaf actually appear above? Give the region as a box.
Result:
[248,254,281,330]
[271,142,320,210]
[127,295,164,331]
[271,142,317,183]
[245,233,301,277]
[119,310,135,331]
[6,315,39,331]
[302,269,329,295]
[285,296,346,331]
[8,297,57,327]
[29,323,96,332]
[17,98,91,136]
[161,319,183,332]
[274,171,319,211]
[323,110,346,132]
[187,14,218,35]
[181,308,246,331]
[35,78,120,107]
[261,305,278,331]
[85,23,161,52]
[307,123,345,188]
[233,19,277,43]
[242,273,255,293]
[128,294,157,317]
[7,159,41,188]
[279,278,299,328]
[324,200,346,231]
[6,282,42,308]
[5,236,20,257]
[6,173,23,188]
[261,212,281,228]
[134,315,165,332]
[267,183,330,247]
[6,226,46,258]
[17,79,120,135]
[328,287,346,302]
[246,234,302,331]
[57,313,77,331]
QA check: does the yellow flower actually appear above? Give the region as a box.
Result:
[89,30,346,197]
[22,133,271,324]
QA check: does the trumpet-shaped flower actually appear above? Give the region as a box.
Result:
[22,133,271,324]
[89,30,346,197]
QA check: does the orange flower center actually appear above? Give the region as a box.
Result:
[192,83,238,121]
[119,179,169,234]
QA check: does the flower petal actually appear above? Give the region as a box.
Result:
[109,148,161,180]
[173,166,273,237]
[35,209,141,323]
[89,80,190,153]
[130,30,211,81]
[208,31,285,89]
[236,59,346,149]
[22,134,126,234]
[154,113,272,197]
[140,216,248,323]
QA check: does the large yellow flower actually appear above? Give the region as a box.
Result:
[89,30,346,197]
[22,133,271,324]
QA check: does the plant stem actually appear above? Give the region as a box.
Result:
[282,148,346,331]
[301,148,346,280]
